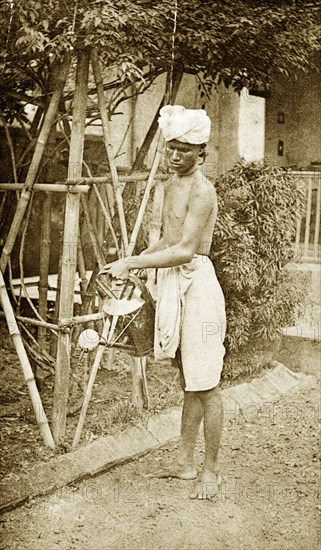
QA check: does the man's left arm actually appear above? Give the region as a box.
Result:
[104,187,213,278]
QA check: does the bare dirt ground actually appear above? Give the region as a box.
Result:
[0,319,182,478]
[1,379,320,549]
[0,317,320,549]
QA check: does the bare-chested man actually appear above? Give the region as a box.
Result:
[104,105,226,499]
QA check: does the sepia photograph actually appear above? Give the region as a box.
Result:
[0,1,320,549]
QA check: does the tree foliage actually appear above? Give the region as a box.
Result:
[0,0,320,121]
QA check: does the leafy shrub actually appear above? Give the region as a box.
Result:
[211,161,307,368]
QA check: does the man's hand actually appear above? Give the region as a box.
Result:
[99,259,131,280]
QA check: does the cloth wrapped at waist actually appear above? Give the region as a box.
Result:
[154,255,226,391]
[154,255,200,359]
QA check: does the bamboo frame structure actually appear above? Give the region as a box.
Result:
[52,50,90,444]
[0,53,71,275]
[0,46,183,450]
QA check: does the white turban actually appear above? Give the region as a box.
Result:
[158,105,211,144]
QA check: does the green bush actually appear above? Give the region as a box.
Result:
[210,161,307,378]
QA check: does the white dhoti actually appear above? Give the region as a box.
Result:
[154,255,226,391]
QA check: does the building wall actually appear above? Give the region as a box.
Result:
[88,74,242,179]
[238,89,265,162]
[265,71,321,169]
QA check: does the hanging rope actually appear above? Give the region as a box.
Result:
[168,0,178,103]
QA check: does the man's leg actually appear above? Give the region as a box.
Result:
[190,386,223,499]
[156,391,203,479]
[175,391,204,478]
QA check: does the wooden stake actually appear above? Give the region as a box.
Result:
[52,50,89,444]
[0,53,71,275]
[0,271,55,448]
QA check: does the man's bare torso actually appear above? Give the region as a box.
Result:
[162,169,217,256]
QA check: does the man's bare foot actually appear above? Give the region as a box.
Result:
[190,471,222,500]
[145,462,198,480]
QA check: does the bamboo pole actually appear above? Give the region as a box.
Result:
[127,73,182,406]
[130,70,183,172]
[19,323,55,379]
[52,50,89,444]
[92,184,120,257]
[49,240,63,357]
[131,357,149,409]
[0,271,55,448]
[18,195,51,328]
[0,311,58,329]
[59,311,105,327]
[0,53,71,275]
[0,183,89,192]
[30,106,43,138]
[125,135,164,407]
[71,264,100,350]
[80,195,106,269]
[72,174,167,184]
[0,191,8,221]
[77,236,88,295]
[0,114,18,184]
[131,356,144,408]
[38,192,52,347]
[96,196,105,334]
[72,317,111,448]
[314,178,321,261]
[91,48,128,252]
[127,132,164,256]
